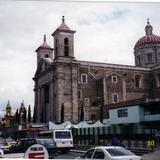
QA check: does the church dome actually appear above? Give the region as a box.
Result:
[134,19,160,48]
[135,34,160,48]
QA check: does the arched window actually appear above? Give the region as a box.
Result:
[81,74,88,83]
[45,54,49,58]
[137,55,141,66]
[112,93,119,103]
[135,75,142,88]
[111,75,118,83]
[64,38,69,56]
[64,38,68,45]
[85,98,90,106]
[91,114,96,122]
[146,53,153,64]
[78,90,82,99]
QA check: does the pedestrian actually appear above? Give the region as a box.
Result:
[111,135,118,146]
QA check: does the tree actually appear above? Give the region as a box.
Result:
[61,103,64,123]
[14,109,19,125]
[19,109,21,124]
[27,105,31,123]
[100,105,103,123]
[21,109,27,125]
[80,104,84,121]
[33,105,36,123]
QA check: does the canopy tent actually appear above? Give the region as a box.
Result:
[88,120,106,128]
[49,121,72,130]
[49,120,107,130]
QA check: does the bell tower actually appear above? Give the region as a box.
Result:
[35,35,53,67]
[52,16,76,60]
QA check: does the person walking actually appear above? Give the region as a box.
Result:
[111,135,119,146]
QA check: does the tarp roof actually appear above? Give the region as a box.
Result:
[49,120,106,130]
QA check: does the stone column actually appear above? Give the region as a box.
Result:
[49,81,54,122]
[123,79,126,101]
[71,64,78,123]
[56,64,64,123]
[41,87,45,122]
[103,77,107,105]
[34,87,38,123]
[37,88,41,122]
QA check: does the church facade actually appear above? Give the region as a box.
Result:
[33,17,160,124]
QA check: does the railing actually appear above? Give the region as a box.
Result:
[72,125,160,150]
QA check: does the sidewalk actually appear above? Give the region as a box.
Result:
[142,149,160,160]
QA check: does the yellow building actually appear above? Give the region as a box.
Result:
[4,101,14,128]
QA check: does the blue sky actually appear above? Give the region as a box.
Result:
[0,1,160,116]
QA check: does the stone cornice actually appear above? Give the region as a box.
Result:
[78,60,151,72]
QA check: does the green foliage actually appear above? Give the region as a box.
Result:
[27,105,31,123]
[80,104,84,122]
[21,109,27,124]
[100,105,103,123]
[14,109,19,125]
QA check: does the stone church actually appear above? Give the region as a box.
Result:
[33,17,160,124]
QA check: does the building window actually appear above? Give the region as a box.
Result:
[117,108,128,117]
[112,93,119,103]
[78,90,82,99]
[135,75,142,88]
[45,54,49,58]
[147,53,153,64]
[156,74,160,87]
[137,55,141,66]
[64,38,69,56]
[85,98,90,106]
[111,75,118,83]
[81,74,88,83]
[91,114,96,122]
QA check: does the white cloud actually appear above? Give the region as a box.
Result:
[0,1,160,116]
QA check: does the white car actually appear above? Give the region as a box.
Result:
[76,146,142,160]
[0,148,4,158]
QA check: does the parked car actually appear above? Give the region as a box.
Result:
[36,138,58,158]
[10,137,58,158]
[76,146,142,160]
[0,142,11,154]
[0,148,4,158]
[10,138,37,153]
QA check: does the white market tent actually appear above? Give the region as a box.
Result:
[49,120,106,130]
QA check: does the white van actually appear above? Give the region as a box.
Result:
[38,129,73,152]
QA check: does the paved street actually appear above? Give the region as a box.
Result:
[3,149,160,159]
[55,152,81,159]
[3,152,81,159]
[142,150,160,160]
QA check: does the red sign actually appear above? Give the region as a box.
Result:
[29,152,45,159]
